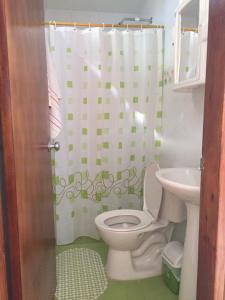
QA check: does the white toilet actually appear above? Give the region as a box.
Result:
[95,161,186,280]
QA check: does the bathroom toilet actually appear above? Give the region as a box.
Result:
[95,161,186,280]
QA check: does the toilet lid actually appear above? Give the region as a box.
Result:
[143,161,162,221]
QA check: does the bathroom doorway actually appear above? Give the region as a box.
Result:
[0,0,225,299]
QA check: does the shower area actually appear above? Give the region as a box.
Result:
[46,19,164,245]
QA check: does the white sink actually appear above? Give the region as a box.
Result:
[155,168,200,205]
[155,168,201,300]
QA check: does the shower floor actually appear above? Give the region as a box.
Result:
[55,237,178,300]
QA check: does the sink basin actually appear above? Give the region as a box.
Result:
[155,168,201,300]
[155,168,200,205]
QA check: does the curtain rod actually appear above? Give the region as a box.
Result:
[45,21,164,29]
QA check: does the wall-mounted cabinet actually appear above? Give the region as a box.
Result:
[174,0,209,91]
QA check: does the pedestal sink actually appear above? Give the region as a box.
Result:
[155,168,201,300]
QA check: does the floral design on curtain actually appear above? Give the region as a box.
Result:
[47,27,163,245]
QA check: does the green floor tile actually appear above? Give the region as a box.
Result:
[56,237,178,300]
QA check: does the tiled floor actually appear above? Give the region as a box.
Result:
[56,237,178,300]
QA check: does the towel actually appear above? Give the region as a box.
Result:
[46,37,63,139]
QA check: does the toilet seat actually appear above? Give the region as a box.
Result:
[95,209,153,232]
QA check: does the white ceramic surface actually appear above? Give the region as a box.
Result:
[155,168,200,204]
[155,168,201,300]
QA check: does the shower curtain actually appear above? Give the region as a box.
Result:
[46,26,163,245]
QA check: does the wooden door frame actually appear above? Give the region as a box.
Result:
[0,191,8,300]
[0,0,23,298]
[0,0,56,298]
[197,0,225,299]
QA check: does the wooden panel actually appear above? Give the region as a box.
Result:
[0,0,56,299]
[0,192,8,300]
[197,0,225,299]
[0,1,22,297]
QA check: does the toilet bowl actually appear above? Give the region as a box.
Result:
[95,161,185,280]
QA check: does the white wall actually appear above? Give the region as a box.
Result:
[44,0,149,23]
[44,9,137,24]
[141,0,205,168]
[44,0,143,14]
[139,0,177,24]
[44,0,160,25]
[161,86,204,168]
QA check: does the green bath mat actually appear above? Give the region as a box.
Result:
[55,248,108,300]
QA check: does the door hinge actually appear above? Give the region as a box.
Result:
[200,157,204,171]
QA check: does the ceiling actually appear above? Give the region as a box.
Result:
[44,0,150,14]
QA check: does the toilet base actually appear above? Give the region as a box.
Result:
[106,247,163,280]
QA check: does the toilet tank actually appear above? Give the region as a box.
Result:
[159,191,186,223]
[143,162,186,223]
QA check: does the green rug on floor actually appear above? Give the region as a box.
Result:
[56,237,178,300]
[56,248,108,300]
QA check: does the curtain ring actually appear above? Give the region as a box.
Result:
[102,23,105,31]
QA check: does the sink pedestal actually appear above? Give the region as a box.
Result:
[155,168,201,300]
[179,203,199,300]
